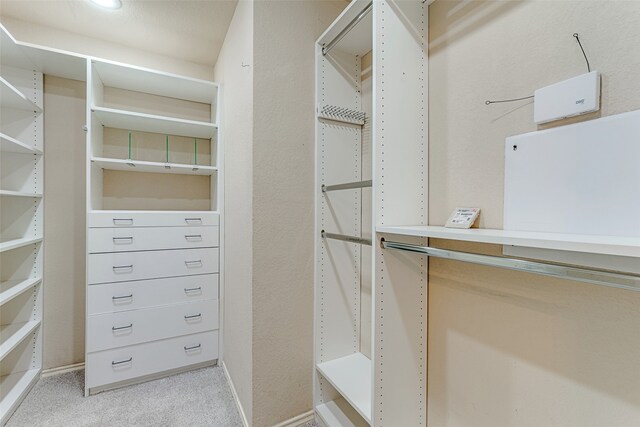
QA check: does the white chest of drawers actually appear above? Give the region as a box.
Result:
[85,211,220,395]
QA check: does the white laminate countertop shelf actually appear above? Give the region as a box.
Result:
[316,399,370,427]
[0,236,43,253]
[0,368,41,420]
[92,59,217,104]
[0,321,41,361]
[0,190,43,198]
[91,157,217,176]
[0,77,42,113]
[316,353,372,424]
[92,106,216,139]
[376,225,640,258]
[0,25,35,70]
[0,277,42,306]
[1,23,86,81]
[0,133,42,155]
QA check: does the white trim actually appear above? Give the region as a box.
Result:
[222,361,250,427]
[41,362,85,378]
[270,410,315,427]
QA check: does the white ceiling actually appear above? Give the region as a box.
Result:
[0,0,238,67]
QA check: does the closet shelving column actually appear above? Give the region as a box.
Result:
[0,27,45,425]
[372,0,428,425]
[314,0,374,425]
[85,59,222,395]
[315,1,428,426]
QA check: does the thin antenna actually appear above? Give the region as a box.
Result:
[486,33,592,106]
[573,33,591,72]
[485,95,534,105]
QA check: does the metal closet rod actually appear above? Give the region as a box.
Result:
[322,1,373,56]
[322,231,372,246]
[380,239,640,293]
[322,180,372,193]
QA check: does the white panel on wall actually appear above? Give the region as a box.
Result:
[504,109,640,238]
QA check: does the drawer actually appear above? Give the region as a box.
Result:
[88,211,219,228]
[88,274,219,315]
[88,226,219,253]
[86,299,218,352]
[86,330,218,389]
[88,247,218,284]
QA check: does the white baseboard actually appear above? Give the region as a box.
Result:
[222,361,251,427]
[41,362,85,378]
[271,410,315,427]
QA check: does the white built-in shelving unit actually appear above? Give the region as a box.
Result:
[0,21,225,414]
[314,1,428,425]
[85,58,223,395]
[0,25,45,426]
[316,2,640,425]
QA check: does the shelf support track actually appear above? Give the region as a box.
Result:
[381,239,640,292]
[322,180,372,193]
[322,231,372,246]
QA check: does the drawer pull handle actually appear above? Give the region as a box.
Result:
[113,218,133,225]
[112,357,132,366]
[185,234,203,241]
[112,323,133,331]
[184,217,203,224]
[185,260,203,267]
[112,294,133,300]
[184,286,202,293]
[184,344,201,351]
[113,265,133,272]
[184,313,202,320]
[113,236,133,243]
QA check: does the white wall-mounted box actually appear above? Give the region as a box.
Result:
[534,71,600,124]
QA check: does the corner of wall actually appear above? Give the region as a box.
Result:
[250,1,346,426]
[214,0,255,424]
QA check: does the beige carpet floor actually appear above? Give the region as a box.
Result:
[6,366,243,426]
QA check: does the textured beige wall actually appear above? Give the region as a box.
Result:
[214,1,345,425]
[251,2,346,425]
[43,76,86,370]
[213,0,255,423]
[428,1,640,425]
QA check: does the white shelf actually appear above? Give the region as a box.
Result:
[0,133,42,155]
[376,225,640,259]
[1,24,44,424]
[0,277,41,307]
[93,59,217,104]
[0,368,41,425]
[316,399,370,427]
[0,25,35,71]
[0,190,43,198]
[92,106,216,139]
[0,321,40,361]
[317,0,373,56]
[0,236,43,253]
[0,76,41,113]
[91,157,217,176]
[316,353,372,424]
